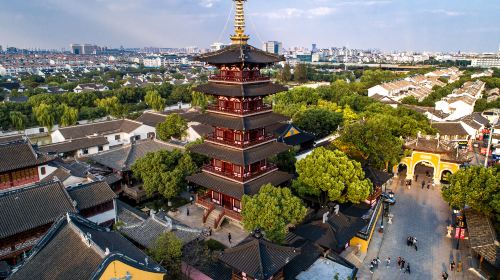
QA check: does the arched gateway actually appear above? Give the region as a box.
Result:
[394,137,471,184]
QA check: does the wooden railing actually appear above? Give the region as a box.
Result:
[203,203,215,224]
[206,104,272,115]
[214,209,226,229]
[367,186,382,201]
[205,133,275,148]
[225,209,243,222]
[202,164,278,182]
[208,75,270,83]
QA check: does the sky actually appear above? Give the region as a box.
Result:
[0,0,499,52]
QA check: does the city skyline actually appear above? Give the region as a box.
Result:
[0,0,499,52]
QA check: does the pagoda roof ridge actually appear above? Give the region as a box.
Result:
[196,44,285,65]
[195,82,287,98]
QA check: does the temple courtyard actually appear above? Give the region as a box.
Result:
[357,169,478,280]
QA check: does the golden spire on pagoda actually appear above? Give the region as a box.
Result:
[230,0,250,45]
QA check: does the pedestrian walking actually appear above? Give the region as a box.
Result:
[400,258,406,270]
[190,195,194,205]
[369,263,374,274]
[397,256,401,267]
[407,236,412,246]
[405,263,411,274]
[413,238,418,251]
[208,227,212,236]
[415,174,419,182]
[386,257,391,267]
[228,232,232,244]
[421,180,425,189]
[186,207,190,216]
[441,271,449,280]
[427,183,430,189]
[450,260,455,271]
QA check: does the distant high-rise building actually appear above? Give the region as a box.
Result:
[312,43,317,53]
[262,41,282,55]
[70,44,101,55]
[210,42,228,52]
[0,45,3,53]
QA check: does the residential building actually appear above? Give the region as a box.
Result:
[367,80,415,99]
[143,56,163,68]
[8,213,166,280]
[73,83,109,93]
[431,122,471,142]
[470,56,500,68]
[434,80,485,120]
[0,136,55,191]
[262,41,283,55]
[210,42,228,52]
[38,136,110,158]
[50,119,156,148]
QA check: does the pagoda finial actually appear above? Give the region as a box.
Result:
[230,0,249,45]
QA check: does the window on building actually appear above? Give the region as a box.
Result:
[235,133,242,141]
[83,149,89,155]
[216,130,224,138]
[234,199,241,210]
[135,135,141,141]
[98,145,103,151]
[39,128,44,133]
[115,135,120,140]
[40,167,46,175]
[215,160,222,168]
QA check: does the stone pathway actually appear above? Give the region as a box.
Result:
[357,173,477,280]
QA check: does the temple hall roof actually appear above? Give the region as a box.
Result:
[193,112,289,131]
[66,181,117,211]
[219,237,300,279]
[189,141,290,166]
[38,137,109,154]
[196,44,284,65]
[464,209,500,268]
[0,139,54,173]
[8,213,165,280]
[195,82,287,98]
[187,170,294,199]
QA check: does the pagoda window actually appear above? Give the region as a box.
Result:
[216,129,224,139]
[212,192,221,204]
[234,101,241,110]
[234,165,243,177]
[235,132,242,142]
[214,159,223,171]
[233,199,242,212]
[218,99,226,109]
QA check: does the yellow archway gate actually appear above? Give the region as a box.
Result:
[394,138,468,184]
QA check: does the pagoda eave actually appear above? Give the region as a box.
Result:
[196,44,285,65]
[194,82,288,98]
[192,112,289,131]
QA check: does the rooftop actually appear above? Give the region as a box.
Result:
[0,138,54,173]
[56,119,143,140]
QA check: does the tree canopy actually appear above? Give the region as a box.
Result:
[131,150,196,201]
[149,232,183,278]
[145,90,166,112]
[242,184,307,243]
[33,103,57,131]
[293,108,343,138]
[294,147,372,204]
[59,104,78,127]
[156,113,188,141]
[442,166,500,217]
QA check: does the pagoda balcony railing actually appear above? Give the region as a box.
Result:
[208,75,270,84]
[202,164,278,182]
[205,133,275,148]
[206,104,272,116]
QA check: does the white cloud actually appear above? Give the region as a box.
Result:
[199,0,219,8]
[253,6,335,19]
[429,9,464,17]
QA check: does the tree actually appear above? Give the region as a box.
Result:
[294,147,372,205]
[59,104,78,127]
[145,90,166,112]
[442,166,500,216]
[169,85,192,104]
[242,184,307,243]
[9,111,27,131]
[294,64,308,83]
[156,113,188,141]
[131,150,196,201]
[191,90,210,111]
[33,103,57,131]
[149,232,183,278]
[269,149,297,174]
[279,64,292,83]
[293,108,343,138]
[95,96,119,115]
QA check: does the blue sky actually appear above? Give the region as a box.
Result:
[0,0,499,52]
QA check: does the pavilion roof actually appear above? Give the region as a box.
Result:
[187,170,293,199]
[189,141,290,166]
[464,209,500,268]
[194,82,287,98]
[192,112,289,131]
[196,44,284,65]
[219,237,300,279]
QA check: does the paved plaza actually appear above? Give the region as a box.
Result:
[357,169,478,280]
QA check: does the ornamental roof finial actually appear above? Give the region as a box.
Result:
[230,0,249,45]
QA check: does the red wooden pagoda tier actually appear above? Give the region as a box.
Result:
[187,1,293,227]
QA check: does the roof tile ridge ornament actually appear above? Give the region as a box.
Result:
[230,0,249,45]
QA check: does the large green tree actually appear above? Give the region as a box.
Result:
[131,150,196,201]
[294,64,308,83]
[9,111,27,130]
[293,108,343,138]
[242,184,307,243]
[145,90,166,112]
[279,64,292,83]
[156,113,188,141]
[442,166,500,217]
[59,104,78,127]
[33,103,57,131]
[294,147,372,204]
[149,232,183,278]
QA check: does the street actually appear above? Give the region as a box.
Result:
[357,168,476,280]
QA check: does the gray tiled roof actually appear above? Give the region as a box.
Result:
[465,209,500,268]
[38,137,109,154]
[66,181,116,211]
[187,170,294,199]
[432,122,469,137]
[0,139,54,173]
[193,112,289,131]
[135,111,168,127]
[0,181,76,239]
[196,44,284,65]
[219,237,300,279]
[57,119,142,139]
[40,167,71,183]
[8,213,165,280]
[89,139,180,171]
[190,141,290,166]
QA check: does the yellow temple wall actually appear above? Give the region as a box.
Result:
[99,260,166,280]
[394,151,461,184]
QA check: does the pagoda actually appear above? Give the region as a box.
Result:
[188,0,293,228]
